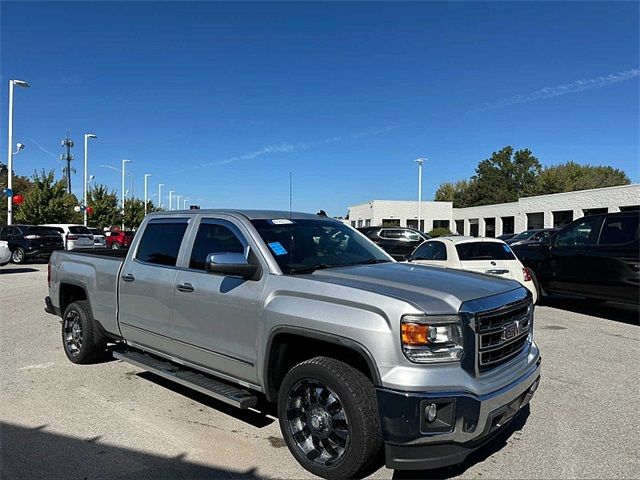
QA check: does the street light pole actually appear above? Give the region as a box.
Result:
[169,190,174,211]
[83,134,97,226]
[6,79,29,225]
[122,159,131,229]
[144,173,152,214]
[176,195,181,210]
[414,158,426,232]
[182,198,188,209]
[158,183,164,209]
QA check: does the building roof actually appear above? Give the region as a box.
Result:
[147,209,328,221]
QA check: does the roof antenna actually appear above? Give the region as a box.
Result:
[289,171,292,219]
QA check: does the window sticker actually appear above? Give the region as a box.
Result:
[503,244,511,252]
[270,219,294,225]
[268,241,288,255]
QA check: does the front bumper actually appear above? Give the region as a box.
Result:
[378,356,541,470]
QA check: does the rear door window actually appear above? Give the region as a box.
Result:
[456,242,515,260]
[598,215,640,245]
[135,219,189,266]
[556,216,602,247]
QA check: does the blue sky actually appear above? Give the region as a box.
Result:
[1,1,638,216]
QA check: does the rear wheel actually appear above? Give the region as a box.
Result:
[11,247,25,264]
[62,301,107,364]
[111,242,121,250]
[278,357,383,480]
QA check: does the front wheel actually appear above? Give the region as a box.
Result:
[278,357,383,480]
[110,242,121,250]
[11,247,25,264]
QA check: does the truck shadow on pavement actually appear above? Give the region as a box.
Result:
[392,405,531,479]
[0,422,263,480]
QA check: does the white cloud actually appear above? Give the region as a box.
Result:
[29,138,57,159]
[480,68,639,110]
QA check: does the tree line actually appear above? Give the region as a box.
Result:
[0,165,159,229]
[434,146,631,208]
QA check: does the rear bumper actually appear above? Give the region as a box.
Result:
[379,357,541,470]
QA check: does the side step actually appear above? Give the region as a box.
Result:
[113,349,258,409]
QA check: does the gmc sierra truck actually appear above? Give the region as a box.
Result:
[46,210,541,479]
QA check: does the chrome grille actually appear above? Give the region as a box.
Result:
[476,299,531,371]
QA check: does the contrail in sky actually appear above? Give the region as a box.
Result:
[479,68,639,110]
[29,138,58,159]
[192,125,400,169]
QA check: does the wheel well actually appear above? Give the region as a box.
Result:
[265,332,379,402]
[59,284,87,314]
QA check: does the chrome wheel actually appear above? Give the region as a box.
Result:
[63,310,83,357]
[111,242,120,250]
[285,379,350,467]
[11,249,24,263]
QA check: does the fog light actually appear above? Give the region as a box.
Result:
[425,403,437,423]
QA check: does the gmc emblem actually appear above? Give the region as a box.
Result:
[502,320,519,340]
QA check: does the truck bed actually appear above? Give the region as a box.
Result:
[49,249,125,337]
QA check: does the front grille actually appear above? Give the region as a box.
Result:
[476,299,531,371]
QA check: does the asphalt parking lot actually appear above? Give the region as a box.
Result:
[1,262,638,480]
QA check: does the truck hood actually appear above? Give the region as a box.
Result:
[310,262,524,314]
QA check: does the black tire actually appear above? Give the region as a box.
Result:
[11,247,25,264]
[111,242,120,250]
[277,356,383,480]
[61,300,107,364]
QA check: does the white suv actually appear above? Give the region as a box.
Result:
[407,236,537,303]
[43,224,95,251]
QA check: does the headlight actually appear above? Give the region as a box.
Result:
[401,314,463,363]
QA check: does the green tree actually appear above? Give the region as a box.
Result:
[468,146,542,206]
[87,184,120,230]
[123,198,160,230]
[427,227,452,238]
[535,161,630,195]
[434,180,471,207]
[0,161,34,225]
[14,170,79,224]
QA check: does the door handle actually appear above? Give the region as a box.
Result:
[122,273,135,282]
[176,282,195,293]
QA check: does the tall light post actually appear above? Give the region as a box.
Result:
[414,158,427,232]
[144,173,152,214]
[169,190,175,211]
[83,134,97,226]
[176,195,182,210]
[158,183,164,209]
[182,198,189,209]
[121,159,131,229]
[6,79,30,225]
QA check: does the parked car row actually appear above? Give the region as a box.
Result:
[0,224,135,264]
[359,211,639,306]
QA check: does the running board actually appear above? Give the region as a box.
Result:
[113,349,258,409]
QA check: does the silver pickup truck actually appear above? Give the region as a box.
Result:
[45,210,541,479]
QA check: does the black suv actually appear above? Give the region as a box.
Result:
[0,225,64,264]
[357,226,430,259]
[512,211,639,304]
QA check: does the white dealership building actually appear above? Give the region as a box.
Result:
[346,184,639,237]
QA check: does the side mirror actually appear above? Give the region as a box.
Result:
[205,252,260,280]
[405,254,413,262]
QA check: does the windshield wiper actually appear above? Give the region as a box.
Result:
[287,258,390,274]
[287,263,336,274]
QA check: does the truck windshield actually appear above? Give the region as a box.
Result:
[251,219,391,274]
